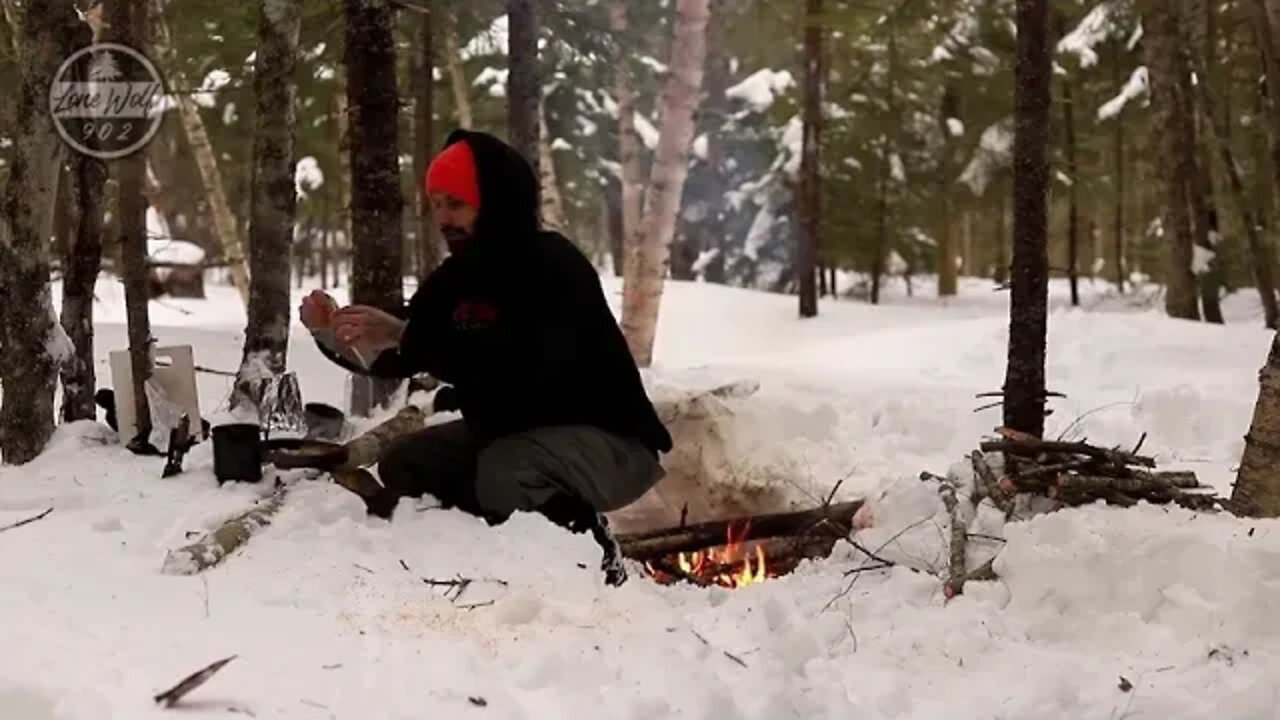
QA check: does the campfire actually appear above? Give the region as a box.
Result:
[644,521,773,588]
[618,501,861,589]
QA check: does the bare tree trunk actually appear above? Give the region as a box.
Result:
[1186,0,1225,324]
[59,18,104,424]
[0,0,80,464]
[1110,40,1127,294]
[612,0,643,283]
[233,0,300,412]
[938,85,959,297]
[150,0,249,306]
[871,148,888,305]
[412,4,442,281]
[1193,10,1280,328]
[620,0,711,367]
[506,0,539,169]
[797,0,821,318]
[443,6,472,129]
[1232,331,1280,515]
[1060,44,1080,308]
[1252,0,1280,322]
[1142,0,1202,321]
[117,0,155,452]
[344,0,405,414]
[332,63,351,285]
[538,105,568,231]
[1004,0,1052,438]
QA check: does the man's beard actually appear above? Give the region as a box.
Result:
[442,226,471,252]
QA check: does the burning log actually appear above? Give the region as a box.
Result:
[617,500,861,562]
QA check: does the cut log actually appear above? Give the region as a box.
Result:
[161,483,289,575]
[617,500,862,561]
[337,405,426,469]
[980,438,1156,468]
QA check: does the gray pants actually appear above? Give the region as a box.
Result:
[373,420,665,522]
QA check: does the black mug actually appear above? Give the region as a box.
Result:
[211,423,263,483]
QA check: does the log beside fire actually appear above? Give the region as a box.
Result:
[617,500,862,587]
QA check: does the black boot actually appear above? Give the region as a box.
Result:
[538,494,627,587]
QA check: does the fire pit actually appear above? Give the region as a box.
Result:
[617,501,862,589]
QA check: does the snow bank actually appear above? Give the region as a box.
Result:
[3,276,1277,719]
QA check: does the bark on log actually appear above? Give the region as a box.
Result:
[980,438,1157,467]
[338,405,426,469]
[617,500,862,561]
[161,483,289,575]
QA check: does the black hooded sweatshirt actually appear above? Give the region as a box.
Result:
[316,130,673,456]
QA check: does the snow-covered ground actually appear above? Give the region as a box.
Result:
[3,274,1279,719]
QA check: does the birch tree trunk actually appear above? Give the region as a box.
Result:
[506,0,539,169]
[59,16,104,423]
[1141,0,1202,321]
[150,0,250,306]
[411,4,442,281]
[233,0,300,411]
[612,0,643,282]
[344,0,405,415]
[620,0,711,367]
[444,7,472,129]
[797,0,822,318]
[1003,0,1052,439]
[0,0,80,464]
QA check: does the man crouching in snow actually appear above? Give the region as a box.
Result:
[298,129,672,586]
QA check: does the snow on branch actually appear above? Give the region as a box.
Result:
[1057,1,1120,69]
[958,118,1013,196]
[1097,66,1148,120]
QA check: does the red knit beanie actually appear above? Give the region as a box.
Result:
[424,140,481,210]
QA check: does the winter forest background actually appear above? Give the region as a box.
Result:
[8,0,1278,307]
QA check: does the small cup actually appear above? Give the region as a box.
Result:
[211,423,263,483]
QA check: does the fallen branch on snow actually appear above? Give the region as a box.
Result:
[0,507,53,533]
[161,484,289,575]
[153,655,237,708]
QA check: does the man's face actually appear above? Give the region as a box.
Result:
[430,192,479,251]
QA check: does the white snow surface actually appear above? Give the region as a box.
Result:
[3,275,1280,719]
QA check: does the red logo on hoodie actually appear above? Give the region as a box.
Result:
[452,300,498,329]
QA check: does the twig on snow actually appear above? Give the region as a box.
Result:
[938,478,969,599]
[0,507,53,533]
[153,655,237,708]
[723,651,748,668]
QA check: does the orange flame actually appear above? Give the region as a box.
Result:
[648,520,774,588]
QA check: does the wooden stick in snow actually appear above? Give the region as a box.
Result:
[161,484,289,575]
[980,438,1157,468]
[153,655,237,708]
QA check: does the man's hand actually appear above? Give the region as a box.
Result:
[299,290,339,332]
[332,305,406,355]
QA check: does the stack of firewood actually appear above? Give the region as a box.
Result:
[972,429,1226,515]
